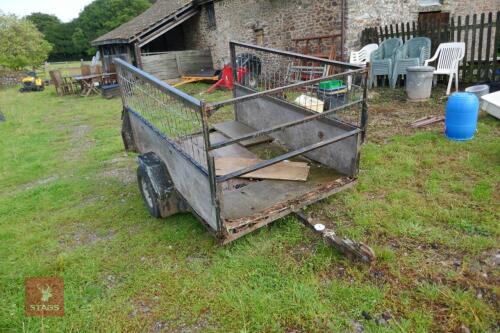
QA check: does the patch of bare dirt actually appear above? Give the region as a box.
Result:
[98,153,136,185]
[4,175,60,197]
[100,167,136,185]
[55,124,95,160]
[16,175,59,192]
[58,223,115,249]
[366,89,447,143]
[150,312,212,333]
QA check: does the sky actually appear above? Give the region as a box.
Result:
[0,0,95,22]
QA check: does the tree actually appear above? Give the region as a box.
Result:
[71,27,88,55]
[20,0,151,61]
[47,22,80,61]
[26,12,77,61]
[0,13,52,69]
[25,12,60,34]
[73,0,151,55]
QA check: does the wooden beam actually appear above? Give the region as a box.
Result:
[295,210,376,263]
[134,43,143,69]
[131,3,195,42]
[137,9,199,48]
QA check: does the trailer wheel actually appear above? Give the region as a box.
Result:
[136,153,188,219]
[137,166,161,218]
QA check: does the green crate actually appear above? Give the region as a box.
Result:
[318,80,344,90]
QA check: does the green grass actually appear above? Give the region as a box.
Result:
[0,84,498,332]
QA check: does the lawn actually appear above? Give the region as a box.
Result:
[0,83,498,332]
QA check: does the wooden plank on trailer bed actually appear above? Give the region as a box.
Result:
[213,120,273,147]
[210,132,257,158]
[178,132,256,167]
[215,157,310,181]
[213,121,271,147]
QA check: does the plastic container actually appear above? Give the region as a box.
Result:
[465,84,489,109]
[319,80,344,90]
[317,84,347,111]
[294,94,324,113]
[406,66,435,101]
[481,91,500,119]
[445,92,480,141]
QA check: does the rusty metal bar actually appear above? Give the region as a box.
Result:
[208,69,364,109]
[361,70,369,142]
[114,58,201,107]
[230,41,363,69]
[201,101,222,233]
[229,41,238,100]
[210,99,363,150]
[216,128,361,183]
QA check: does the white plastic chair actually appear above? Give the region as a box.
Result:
[349,44,379,66]
[424,42,465,95]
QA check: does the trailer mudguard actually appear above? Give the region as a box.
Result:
[137,152,187,218]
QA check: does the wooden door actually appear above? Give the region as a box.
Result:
[418,11,450,27]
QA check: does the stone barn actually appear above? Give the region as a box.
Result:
[92,0,500,72]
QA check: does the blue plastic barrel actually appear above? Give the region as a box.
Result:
[445,92,479,141]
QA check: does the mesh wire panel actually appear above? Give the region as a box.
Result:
[230,44,367,129]
[116,63,207,168]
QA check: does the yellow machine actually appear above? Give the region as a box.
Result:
[20,71,44,92]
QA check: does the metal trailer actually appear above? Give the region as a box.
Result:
[115,42,371,260]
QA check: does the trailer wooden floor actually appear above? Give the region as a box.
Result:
[178,120,355,239]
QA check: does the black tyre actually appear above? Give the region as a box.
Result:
[137,166,161,218]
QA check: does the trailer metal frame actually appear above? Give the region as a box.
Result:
[115,41,368,243]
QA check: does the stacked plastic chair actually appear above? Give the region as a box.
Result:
[349,44,379,66]
[368,38,402,88]
[390,37,431,88]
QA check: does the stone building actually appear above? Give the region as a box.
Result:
[346,0,500,51]
[92,0,500,70]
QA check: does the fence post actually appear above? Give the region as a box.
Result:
[477,13,485,81]
[456,16,463,79]
[463,15,470,81]
[494,11,500,81]
[469,14,477,83]
[484,12,493,82]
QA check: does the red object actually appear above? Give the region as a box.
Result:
[206,65,249,93]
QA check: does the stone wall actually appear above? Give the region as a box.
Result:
[346,0,500,50]
[0,69,24,88]
[182,0,499,67]
[184,0,344,67]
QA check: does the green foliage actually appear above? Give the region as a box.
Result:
[45,22,80,61]
[25,12,60,33]
[73,0,151,56]
[26,12,78,61]
[0,14,52,69]
[23,0,151,61]
[71,27,88,56]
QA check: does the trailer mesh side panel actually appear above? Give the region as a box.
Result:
[116,62,207,168]
[225,43,367,129]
